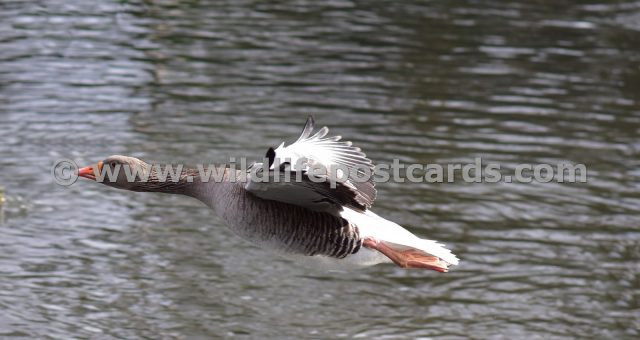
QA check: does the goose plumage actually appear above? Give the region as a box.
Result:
[77,117,459,272]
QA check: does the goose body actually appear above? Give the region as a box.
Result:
[78,117,459,272]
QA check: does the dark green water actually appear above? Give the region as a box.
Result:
[0,1,639,338]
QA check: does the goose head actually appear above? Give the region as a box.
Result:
[78,155,151,191]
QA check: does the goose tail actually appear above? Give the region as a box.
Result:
[341,208,459,272]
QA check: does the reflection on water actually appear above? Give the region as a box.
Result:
[0,0,639,338]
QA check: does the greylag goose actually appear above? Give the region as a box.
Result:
[77,117,459,272]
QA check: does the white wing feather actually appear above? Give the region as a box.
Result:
[270,116,376,208]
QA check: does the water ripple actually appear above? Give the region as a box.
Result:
[0,0,639,338]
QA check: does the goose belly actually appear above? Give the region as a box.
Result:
[218,196,363,260]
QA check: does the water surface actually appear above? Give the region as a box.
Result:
[0,0,639,338]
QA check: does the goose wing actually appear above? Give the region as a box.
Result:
[245,167,367,214]
[244,116,376,214]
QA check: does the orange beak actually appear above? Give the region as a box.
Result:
[78,161,103,181]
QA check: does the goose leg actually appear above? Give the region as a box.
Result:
[363,238,449,272]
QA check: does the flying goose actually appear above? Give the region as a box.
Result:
[77,117,459,272]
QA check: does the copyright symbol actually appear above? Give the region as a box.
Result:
[51,158,79,186]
